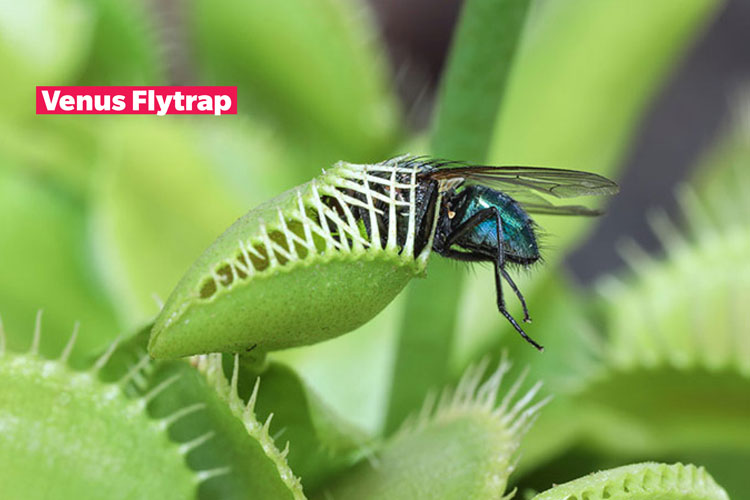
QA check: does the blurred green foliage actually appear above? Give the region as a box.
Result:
[0,0,745,498]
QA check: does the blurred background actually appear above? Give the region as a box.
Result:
[369,0,750,282]
[1,0,749,498]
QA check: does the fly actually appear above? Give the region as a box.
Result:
[373,156,620,351]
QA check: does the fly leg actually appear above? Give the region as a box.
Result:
[437,208,543,352]
[499,267,530,323]
[487,211,542,351]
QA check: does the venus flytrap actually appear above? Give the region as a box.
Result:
[516,146,750,482]
[0,315,340,500]
[229,357,372,493]
[149,158,437,358]
[317,358,550,500]
[96,329,322,500]
[531,462,729,500]
[561,175,750,457]
[599,156,750,370]
[0,0,740,497]
[0,317,202,500]
[598,121,750,371]
[195,354,307,500]
[503,121,750,492]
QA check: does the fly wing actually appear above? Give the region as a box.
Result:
[424,165,619,198]
[519,202,604,216]
[506,189,605,216]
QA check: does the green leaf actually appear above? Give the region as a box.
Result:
[598,146,750,377]
[516,121,750,495]
[230,358,371,494]
[273,295,405,435]
[383,259,464,434]
[563,369,750,456]
[319,359,547,500]
[0,0,93,119]
[0,326,196,500]
[76,0,164,84]
[531,462,728,500]
[557,131,750,460]
[0,116,101,201]
[97,329,308,499]
[430,0,531,162]
[188,0,400,162]
[0,169,119,358]
[145,356,306,500]
[386,0,533,436]
[688,105,750,231]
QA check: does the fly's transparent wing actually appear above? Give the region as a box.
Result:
[507,190,604,216]
[423,165,619,198]
[519,202,604,216]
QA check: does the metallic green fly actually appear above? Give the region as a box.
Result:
[392,157,620,351]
